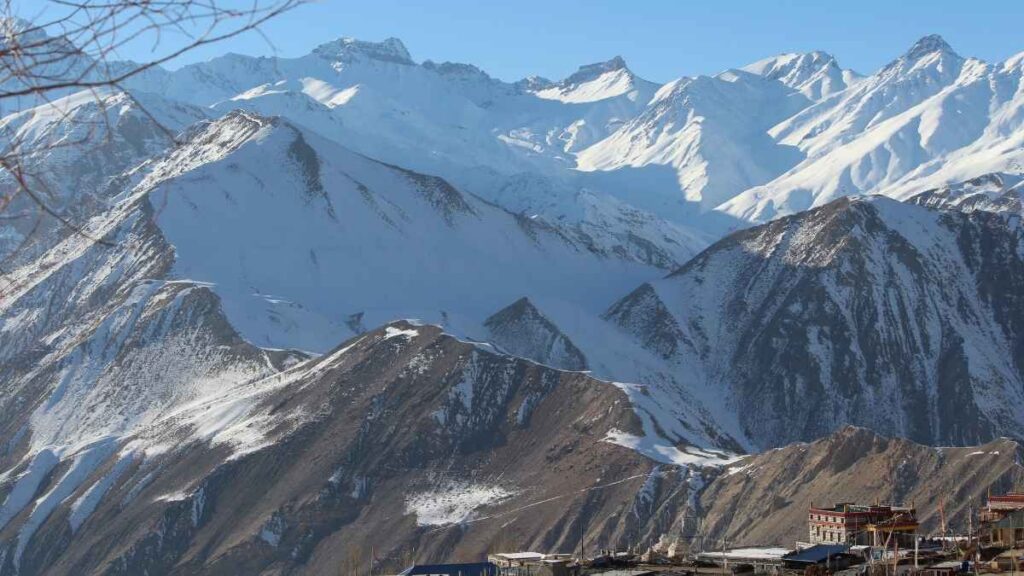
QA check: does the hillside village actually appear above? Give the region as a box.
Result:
[398,492,1024,576]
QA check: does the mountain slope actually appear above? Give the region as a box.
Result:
[0,316,705,575]
[577,70,809,209]
[483,297,588,371]
[741,51,861,100]
[607,194,1024,448]
[8,29,1024,574]
[722,36,1024,221]
[695,426,1024,548]
[118,40,715,269]
[134,111,680,352]
[908,171,1024,215]
[0,105,715,573]
[0,89,207,264]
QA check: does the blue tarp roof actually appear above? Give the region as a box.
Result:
[784,545,850,564]
[400,562,498,576]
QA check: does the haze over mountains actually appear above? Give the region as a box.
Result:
[3,26,1024,574]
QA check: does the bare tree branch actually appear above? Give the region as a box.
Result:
[0,0,304,271]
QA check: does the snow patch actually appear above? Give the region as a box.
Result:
[405,481,515,526]
[604,429,742,467]
[384,326,419,340]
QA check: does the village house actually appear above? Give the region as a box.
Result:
[986,509,1024,548]
[808,503,918,546]
[981,492,1024,524]
[487,553,577,576]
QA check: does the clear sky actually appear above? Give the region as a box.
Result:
[44,0,1024,82]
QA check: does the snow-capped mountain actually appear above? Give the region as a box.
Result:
[721,36,1024,221]
[6,26,1024,573]
[908,172,1024,214]
[607,193,1024,448]
[110,32,1024,234]
[0,313,701,574]
[0,19,101,114]
[577,70,809,209]
[0,108,709,573]
[741,51,861,100]
[114,38,716,270]
[0,90,207,264]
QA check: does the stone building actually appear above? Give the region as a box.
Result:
[808,503,918,545]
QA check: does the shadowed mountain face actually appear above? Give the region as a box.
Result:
[484,297,588,371]
[908,172,1024,215]
[607,195,1024,449]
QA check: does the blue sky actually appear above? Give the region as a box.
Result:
[38,0,1024,82]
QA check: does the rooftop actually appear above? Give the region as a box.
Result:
[929,561,966,569]
[698,548,793,560]
[994,510,1024,529]
[811,503,915,514]
[492,553,545,560]
[784,545,851,564]
[399,562,496,576]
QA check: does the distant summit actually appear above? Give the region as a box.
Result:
[904,34,957,60]
[553,56,632,88]
[741,50,859,99]
[313,36,413,65]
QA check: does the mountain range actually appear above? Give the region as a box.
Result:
[3,27,1024,574]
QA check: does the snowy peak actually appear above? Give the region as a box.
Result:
[741,51,834,78]
[903,34,958,61]
[534,56,653,103]
[422,60,493,81]
[725,36,992,222]
[741,50,858,99]
[577,69,809,208]
[879,34,964,77]
[908,172,1024,215]
[1004,51,1024,73]
[484,297,588,371]
[312,36,413,65]
[513,75,555,91]
[563,55,630,84]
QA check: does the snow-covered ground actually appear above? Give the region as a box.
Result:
[405,481,516,526]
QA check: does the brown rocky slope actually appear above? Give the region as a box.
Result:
[696,426,1024,548]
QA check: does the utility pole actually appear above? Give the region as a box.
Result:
[939,498,948,552]
[970,504,979,576]
[579,514,585,564]
[723,536,729,574]
[892,533,899,576]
